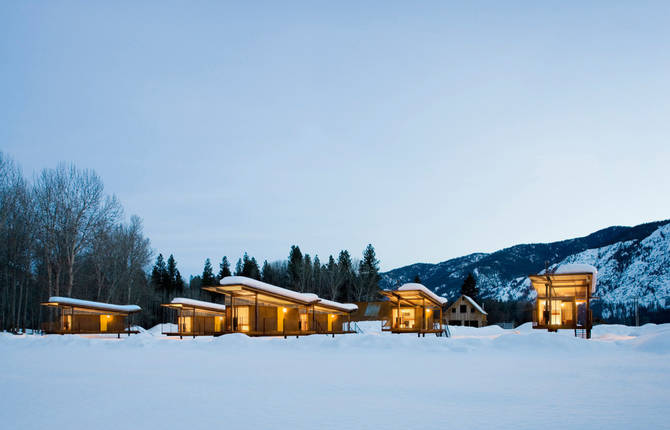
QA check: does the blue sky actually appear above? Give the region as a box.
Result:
[2,1,670,276]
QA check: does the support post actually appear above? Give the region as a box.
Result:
[255,293,259,333]
[396,297,400,330]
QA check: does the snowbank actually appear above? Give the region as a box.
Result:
[2,323,669,430]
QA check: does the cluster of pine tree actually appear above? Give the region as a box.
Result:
[165,244,382,305]
[150,254,185,302]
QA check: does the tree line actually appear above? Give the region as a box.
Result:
[154,243,382,307]
[0,153,153,331]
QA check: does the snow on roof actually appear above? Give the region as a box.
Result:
[219,276,356,311]
[219,276,320,304]
[315,298,358,313]
[397,283,448,305]
[552,263,598,293]
[170,297,226,312]
[461,295,487,315]
[46,297,141,313]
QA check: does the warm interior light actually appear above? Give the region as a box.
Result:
[106,315,111,319]
[282,307,287,313]
[218,316,223,320]
[426,309,431,314]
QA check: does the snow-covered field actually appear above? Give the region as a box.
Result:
[2,322,669,430]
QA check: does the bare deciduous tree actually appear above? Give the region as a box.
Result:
[34,164,122,298]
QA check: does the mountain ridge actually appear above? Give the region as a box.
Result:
[381,219,670,313]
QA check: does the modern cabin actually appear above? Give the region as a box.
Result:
[445,295,488,327]
[528,263,597,339]
[379,283,448,336]
[161,298,227,338]
[202,276,358,337]
[40,297,141,337]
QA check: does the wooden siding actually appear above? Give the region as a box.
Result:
[444,296,488,327]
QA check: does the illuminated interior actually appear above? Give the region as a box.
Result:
[391,308,416,328]
[236,306,250,332]
[277,307,284,332]
[529,271,594,332]
[40,300,139,335]
[379,288,444,334]
[200,280,356,336]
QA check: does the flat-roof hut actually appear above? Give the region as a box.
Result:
[40,297,141,337]
[161,298,227,338]
[203,276,358,337]
[379,283,448,337]
[528,263,597,339]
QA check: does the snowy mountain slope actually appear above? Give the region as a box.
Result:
[559,223,670,315]
[382,220,670,310]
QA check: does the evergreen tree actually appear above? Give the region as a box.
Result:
[241,255,261,280]
[189,275,202,290]
[460,272,479,299]
[413,274,422,283]
[325,255,338,300]
[202,258,215,286]
[337,250,353,302]
[303,254,313,293]
[261,260,273,283]
[288,245,303,292]
[150,253,168,290]
[234,258,243,275]
[174,270,185,291]
[166,254,178,291]
[217,256,231,280]
[165,254,184,293]
[312,255,322,296]
[358,244,381,301]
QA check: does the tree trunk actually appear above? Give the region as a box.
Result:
[66,252,75,297]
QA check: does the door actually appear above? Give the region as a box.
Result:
[400,308,415,328]
[327,314,334,331]
[61,314,72,332]
[550,300,561,325]
[100,315,110,332]
[214,315,223,332]
[300,313,308,331]
[237,307,250,332]
[179,316,192,334]
[277,307,285,332]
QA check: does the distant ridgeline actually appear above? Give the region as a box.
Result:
[381,220,670,323]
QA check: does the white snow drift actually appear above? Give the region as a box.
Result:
[1,324,668,430]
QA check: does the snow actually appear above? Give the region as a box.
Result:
[219,276,356,312]
[314,298,358,312]
[219,276,321,304]
[461,294,487,315]
[552,263,598,292]
[170,297,226,312]
[45,296,141,313]
[480,223,670,307]
[397,282,449,304]
[146,323,176,335]
[3,324,669,429]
